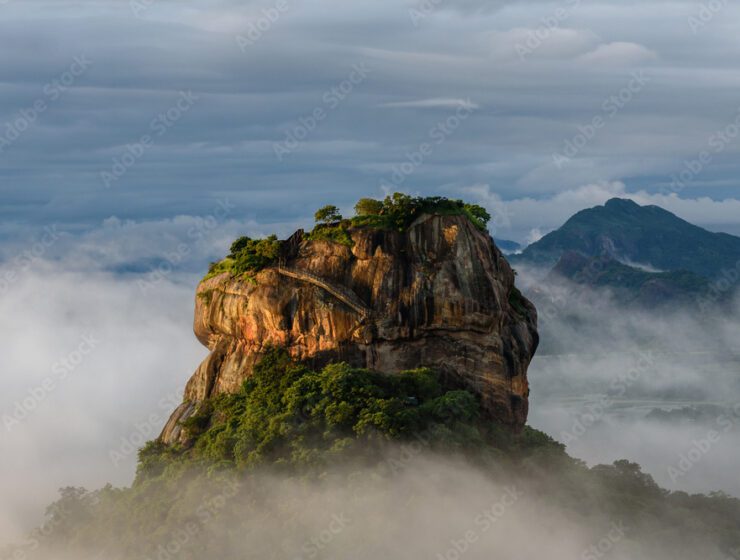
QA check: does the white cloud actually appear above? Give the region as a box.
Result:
[0,213,305,542]
[0,263,207,542]
[489,27,599,60]
[459,182,740,243]
[630,192,740,228]
[577,41,659,65]
[525,227,544,245]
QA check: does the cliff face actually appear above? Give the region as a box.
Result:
[161,214,538,444]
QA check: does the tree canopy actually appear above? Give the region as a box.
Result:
[348,193,492,231]
[314,205,343,224]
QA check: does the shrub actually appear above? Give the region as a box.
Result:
[203,235,281,281]
[230,235,280,276]
[305,223,354,247]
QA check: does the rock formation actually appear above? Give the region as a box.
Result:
[161,213,538,444]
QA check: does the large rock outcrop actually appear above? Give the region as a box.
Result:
[161,214,538,444]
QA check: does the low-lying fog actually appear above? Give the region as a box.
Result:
[1,226,739,549]
[16,455,736,560]
[520,265,740,496]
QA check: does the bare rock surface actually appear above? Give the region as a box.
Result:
[161,214,538,443]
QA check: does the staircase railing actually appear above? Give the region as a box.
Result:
[276,266,371,318]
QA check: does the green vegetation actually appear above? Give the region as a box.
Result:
[353,197,384,216]
[202,194,493,278]
[12,350,740,560]
[314,205,343,224]
[349,193,491,232]
[508,286,529,318]
[137,348,527,477]
[305,221,354,247]
[304,193,493,248]
[550,252,715,308]
[513,197,740,278]
[203,234,280,282]
[196,288,214,305]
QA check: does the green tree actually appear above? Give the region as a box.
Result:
[314,205,342,224]
[464,204,491,227]
[229,236,251,256]
[354,198,384,216]
[382,193,423,230]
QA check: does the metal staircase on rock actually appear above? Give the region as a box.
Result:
[276,266,372,319]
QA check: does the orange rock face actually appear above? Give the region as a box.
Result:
[160,214,538,444]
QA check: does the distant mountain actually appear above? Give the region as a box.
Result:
[493,238,521,254]
[512,198,740,279]
[547,251,713,308]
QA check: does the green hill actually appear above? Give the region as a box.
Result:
[548,251,713,308]
[513,198,740,278]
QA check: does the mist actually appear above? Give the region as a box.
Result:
[12,452,736,560]
[519,264,740,495]
[2,225,740,557]
[0,264,208,543]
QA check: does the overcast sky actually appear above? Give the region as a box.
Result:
[2,0,740,249]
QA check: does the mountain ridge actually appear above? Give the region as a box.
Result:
[547,250,713,308]
[512,197,740,278]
